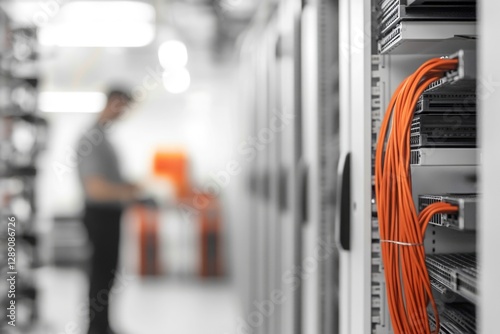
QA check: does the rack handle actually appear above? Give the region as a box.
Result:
[335,152,351,251]
[297,159,309,225]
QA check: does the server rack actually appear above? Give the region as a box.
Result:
[239,0,499,333]
[301,1,340,333]
[338,0,491,334]
[240,1,340,334]
[239,6,285,334]
[275,1,303,334]
[0,11,45,333]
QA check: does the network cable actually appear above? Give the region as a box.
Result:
[375,57,460,334]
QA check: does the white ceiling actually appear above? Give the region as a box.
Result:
[0,0,256,94]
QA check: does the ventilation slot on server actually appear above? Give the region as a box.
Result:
[426,253,477,303]
[410,150,421,165]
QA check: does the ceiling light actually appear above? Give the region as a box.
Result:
[163,68,191,94]
[39,23,155,47]
[55,1,155,23]
[38,1,156,47]
[39,92,106,113]
[158,40,188,69]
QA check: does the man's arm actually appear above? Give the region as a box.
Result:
[84,175,139,202]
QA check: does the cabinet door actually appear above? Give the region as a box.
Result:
[337,0,373,334]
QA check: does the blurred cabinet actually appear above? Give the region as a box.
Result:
[239,1,340,334]
[0,10,45,333]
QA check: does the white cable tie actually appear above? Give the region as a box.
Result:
[380,240,424,246]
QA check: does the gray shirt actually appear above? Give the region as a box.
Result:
[77,123,124,206]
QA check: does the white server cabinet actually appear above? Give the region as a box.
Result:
[337,0,372,333]
[240,1,341,334]
[300,4,322,334]
[301,1,341,334]
[276,0,304,333]
[336,0,497,334]
[238,4,304,334]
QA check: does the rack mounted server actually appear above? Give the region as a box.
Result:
[428,302,476,334]
[426,253,477,303]
[378,21,476,54]
[407,0,476,5]
[419,193,477,230]
[377,0,476,54]
[378,0,476,36]
[425,50,477,93]
[410,113,476,148]
[415,93,476,114]
[410,148,477,166]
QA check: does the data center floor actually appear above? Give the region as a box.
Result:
[35,267,241,334]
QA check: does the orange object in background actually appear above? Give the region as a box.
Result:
[151,150,225,278]
[153,150,190,198]
[133,205,161,277]
[198,194,224,277]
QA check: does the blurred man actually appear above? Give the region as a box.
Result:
[77,89,139,334]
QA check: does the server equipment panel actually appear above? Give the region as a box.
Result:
[419,194,477,231]
[426,253,477,303]
[410,113,476,148]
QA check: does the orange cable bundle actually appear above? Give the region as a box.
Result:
[375,57,459,334]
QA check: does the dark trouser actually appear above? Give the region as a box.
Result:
[83,204,123,334]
